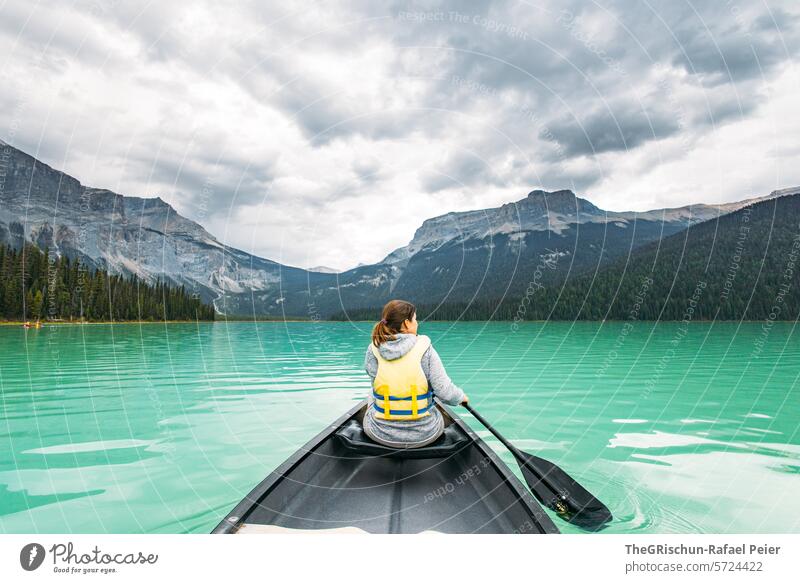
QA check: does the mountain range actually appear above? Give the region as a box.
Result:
[354,192,799,323]
[1,139,797,318]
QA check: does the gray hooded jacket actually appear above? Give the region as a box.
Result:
[363,333,466,447]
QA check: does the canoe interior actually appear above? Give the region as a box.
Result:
[215,402,558,534]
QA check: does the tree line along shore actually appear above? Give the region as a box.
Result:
[0,243,215,323]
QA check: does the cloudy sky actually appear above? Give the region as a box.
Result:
[1,0,799,270]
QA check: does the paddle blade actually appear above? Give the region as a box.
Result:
[515,452,613,531]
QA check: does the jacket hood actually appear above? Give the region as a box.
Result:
[376,333,419,360]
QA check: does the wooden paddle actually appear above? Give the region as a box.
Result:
[462,402,612,530]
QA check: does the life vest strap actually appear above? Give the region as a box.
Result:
[373,402,433,416]
[372,390,432,401]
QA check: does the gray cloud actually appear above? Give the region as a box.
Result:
[0,0,798,269]
[672,27,794,85]
[0,0,119,68]
[690,89,760,129]
[142,150,275,216]
[351,158,384,185]
[423,150,501,192]
[541,102,681,158]
[609,1,800,84]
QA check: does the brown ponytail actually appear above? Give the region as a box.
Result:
[371,299,416,347]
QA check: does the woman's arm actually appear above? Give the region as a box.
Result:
[364,346,378,379]
[422,346,466,406]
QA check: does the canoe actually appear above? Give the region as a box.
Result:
[212,400,559,534]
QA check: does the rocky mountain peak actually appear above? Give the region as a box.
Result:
[526,188,576,199]
[520,188,601,216]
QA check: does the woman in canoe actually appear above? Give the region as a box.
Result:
[364,299,468,448]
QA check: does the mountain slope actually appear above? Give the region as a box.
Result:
[0,141,334,314]
[402,192,800,321]
[369,187,789,309]
[382,188,775,264]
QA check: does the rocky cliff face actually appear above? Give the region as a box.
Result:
[0,141,290,311]
[2,140,795,317]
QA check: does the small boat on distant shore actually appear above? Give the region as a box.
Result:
[213,401,559,534]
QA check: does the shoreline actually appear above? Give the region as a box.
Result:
[0,320,215,327]
[2,318,792,326]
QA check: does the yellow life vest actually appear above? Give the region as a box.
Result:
[370,335,432,421]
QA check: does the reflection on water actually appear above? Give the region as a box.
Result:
[0,321,798,533]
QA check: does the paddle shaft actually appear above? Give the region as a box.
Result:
[462,403,566,501]
[461,402,613,529]
[462,403,523,457]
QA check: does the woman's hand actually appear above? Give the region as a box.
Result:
[460,394,469,405]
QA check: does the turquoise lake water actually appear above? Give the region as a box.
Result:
[0,321,798,534]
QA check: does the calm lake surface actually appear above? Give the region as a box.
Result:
[0,321,798,534]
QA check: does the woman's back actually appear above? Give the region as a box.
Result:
[363,300,467,448]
